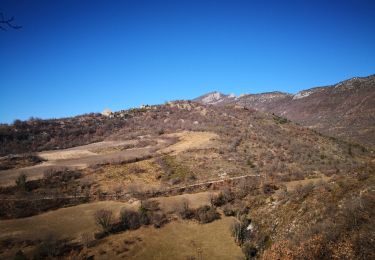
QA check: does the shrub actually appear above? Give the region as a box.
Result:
[231,216,252,245]
[195,205,220,224]
[223,203,249,217]
[211,189,234,206]
[231,222,244,244]
[178,200,195,219]
[15,174,27,191]
[32,235,63,258]
[151,212,168,228]
[273,115,289,124]
[294,182,314,200]
[14,250,28,260]
[224,205,237,216]
[94,210,113,233]
[242,242,258,259]
[113,185,123,199]
[348,144,353,156]
[229,137,242,152]
[43,168,82,186]
[138,204,151,226]
[262,183,279,195]
[120,209,141,230]
[81,232,95,248]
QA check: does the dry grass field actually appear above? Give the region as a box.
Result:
[0,134,181,187]
[80,217,243,260]
[0,191,222,259]
[0,191,215,241]
[0,201,137,241]
[159,131,218,155]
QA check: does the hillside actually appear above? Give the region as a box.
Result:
[195,75,375,149]
[0,96,374,259]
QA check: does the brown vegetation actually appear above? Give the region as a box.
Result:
[0,99,374,259]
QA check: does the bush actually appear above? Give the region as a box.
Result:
[273,115,289,124]
[138,204,151,226]
[120,209,141,230]
[223,204,236,216]
[151,212,168,228]
[195,205,220,224]
[43,168,82,187]
[138,200,162,226]
[141,199,160,211]
[94,210,113,233]
[32,235,63,258]
[14,250,28,260]
[242,242,258,259]
[294,182,314,200]
[15,174,27,191]
[211,189,234,207]
[211,192,226,207]
[178,200,195,219]
[81,232,95,248]
[231,216,252,245]
[262,183,279,195]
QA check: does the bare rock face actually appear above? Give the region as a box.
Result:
[193,91,236,105]
[101,108,113,117]
[194,75,375,149]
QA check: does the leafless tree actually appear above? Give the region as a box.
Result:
[0,13,22,30]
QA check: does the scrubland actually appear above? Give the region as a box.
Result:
[0,101,374,259]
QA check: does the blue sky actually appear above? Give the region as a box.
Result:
[1,0,374,123]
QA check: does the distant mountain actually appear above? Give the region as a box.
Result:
[194,75,375,149]
[193,91,236,105]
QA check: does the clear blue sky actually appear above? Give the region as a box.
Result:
[1,0,374,123]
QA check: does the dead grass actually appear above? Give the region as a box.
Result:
[39,150,97,161]
[0,147,154,187]
[39,141,137,159]
[0,191,215,242]
[153,191,216,214]
[0,201,139,241]
[160,131,218,155]
[90,159,164,193]
[283,175,331,192]
[81,217,243,260]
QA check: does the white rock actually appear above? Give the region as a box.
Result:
[101,108,113,117]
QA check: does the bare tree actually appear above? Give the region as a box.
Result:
[0,13,22,30]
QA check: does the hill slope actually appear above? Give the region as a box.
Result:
[0,101,374,259]
[195,75,375,149]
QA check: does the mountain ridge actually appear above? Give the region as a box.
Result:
[194,74,375,148]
